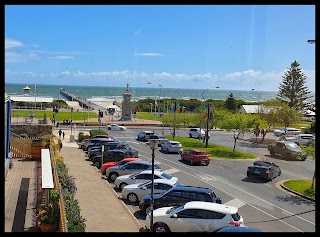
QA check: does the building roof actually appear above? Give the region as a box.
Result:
[9,95,53,103]
[240,105,275,113]
[23,86,31,90]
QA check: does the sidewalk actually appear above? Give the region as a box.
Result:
[60,129,143,232]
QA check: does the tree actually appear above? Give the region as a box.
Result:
[275,103,302,129]
[277,60,312,110]
[214,110,255,151]
[225,93,237,112]
[299,144,315,189]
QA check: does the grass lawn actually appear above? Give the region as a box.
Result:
[283,179,315,200]
[11,110,98,120]
[166,136,256,160]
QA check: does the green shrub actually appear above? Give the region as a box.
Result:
[89,130,108,137]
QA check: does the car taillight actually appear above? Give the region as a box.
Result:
[266,169,270,174]
[229,221,242,227]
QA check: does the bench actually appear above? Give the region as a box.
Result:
[41,149,54,204]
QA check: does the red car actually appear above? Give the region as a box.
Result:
[181,149,210,166]
[101,157,141,175]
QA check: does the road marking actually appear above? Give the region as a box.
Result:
[239,174,245,177]
[126,141,140,144]
[218,166,224,169]
[163,168,180,174]
[264,183,272,187]
[195,174,217,182]
[224,198,246,209]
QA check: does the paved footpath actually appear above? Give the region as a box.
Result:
[61,130,143,232]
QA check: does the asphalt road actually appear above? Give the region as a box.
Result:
[79,127,315,232]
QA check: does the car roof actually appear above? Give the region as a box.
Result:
[169,186,212,192]
[122,158,141,162]
[145,179,176,185]
[140,130,153,133]
[139,169,163,175]
[124,160,152,165]
[184,201,238,214]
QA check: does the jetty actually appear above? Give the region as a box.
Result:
[59,88,107,111]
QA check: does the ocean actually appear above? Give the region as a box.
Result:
[5,83,312,103]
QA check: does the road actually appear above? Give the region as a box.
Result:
[76,127,316,232]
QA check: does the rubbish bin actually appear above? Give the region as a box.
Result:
[31,139,47,159]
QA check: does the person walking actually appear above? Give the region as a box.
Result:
[58,129,62,138]
[62,131,65,140]
[58,139,63,154]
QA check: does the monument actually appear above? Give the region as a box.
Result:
[121,84,132,121]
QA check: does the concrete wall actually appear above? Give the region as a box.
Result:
[11,124,52,137]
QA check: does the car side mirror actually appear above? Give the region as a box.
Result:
[141,186,147,190]
[122,167,126,170]
[216,197,222,204]
[131,176,136,179]
[171,214,177,218]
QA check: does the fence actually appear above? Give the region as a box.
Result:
[10,132,34,158]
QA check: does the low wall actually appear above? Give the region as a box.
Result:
[11,124,53,137]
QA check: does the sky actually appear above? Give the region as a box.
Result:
[5,5,316,92]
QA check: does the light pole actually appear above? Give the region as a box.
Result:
[34,83,37,113]
[158,85,162,118]
[70,107,74,135]
[149,138,159,231]
[150,103,153,114]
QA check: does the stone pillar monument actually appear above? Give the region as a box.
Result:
[121,84,132,121]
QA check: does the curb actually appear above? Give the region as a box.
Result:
[278,180,315,202]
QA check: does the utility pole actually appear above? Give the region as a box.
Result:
[173,101,176,141]
[206,101,210,148]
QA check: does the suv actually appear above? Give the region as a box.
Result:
[139,186,222,216]
[87,142,132,160]
[148,134,169,146]
[82,138,114,151]
[105,160,162,181]
[137,131,154,141]
[91,149,138,169]
[189,128,210,139]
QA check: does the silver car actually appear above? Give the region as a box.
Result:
[148,135,169,147]
[121,179,182,203]
[114,169,178,191]
[161,141,183,154]
[105,160,162,182]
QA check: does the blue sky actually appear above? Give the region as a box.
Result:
[5,5,315,92]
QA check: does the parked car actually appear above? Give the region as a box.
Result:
[114,169,179,191]
[87,142,132,160]
[181,149,210,166]
[247,161,281,181]
[122,179,183,203]
[137,131,155,141]
[92,135,110,139]
[188,128,210,139]
[106,124,126,131]
[91,149,138,169]
[139,186,222,216]
[273,127,301,137]
[78,136,110,149]
[105,160,162,182]
[279,134,315,146]
[161,141,183,154]
[212,226,263,232]
[148,134,169,147]
[82,138,115,151]
[101,158,141,175]
[268,141,302,160]
[145,201,243,232]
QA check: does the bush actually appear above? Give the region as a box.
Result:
[89,130,108,137]
[77,132,91,142]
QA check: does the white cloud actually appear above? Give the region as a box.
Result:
[133,53,164,56]
[48,56,75,59]
[5,38,24,49]
[5,51,40,62]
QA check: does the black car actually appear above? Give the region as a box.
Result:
[247,161,281,181]
[138,186,222,216]
[91,149,138,169]
[87,142,132,160]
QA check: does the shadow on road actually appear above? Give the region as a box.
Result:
[241,176,270,184]
[264,154,303,162]
[275,195,315,206]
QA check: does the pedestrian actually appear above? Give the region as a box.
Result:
[62,131,65,140]
[58,129,62,138]
[58,139,62,154]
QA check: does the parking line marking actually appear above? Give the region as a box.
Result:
[163,168,180,174]
[224,198,246,209]
[239,174,245,177]
[264,183,272,187]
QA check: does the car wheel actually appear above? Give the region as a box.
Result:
[153,223,170,232]
[270,150,275,156]
[94,161,101,169]
[127,193,138,203]
[189,134,192,138]
[108,127,111,130]
[278,170,281,176]
[144,205,151,216]
[119,182,127,191]
[109,172,119,182]
[81,145,86,150]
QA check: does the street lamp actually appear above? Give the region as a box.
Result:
[202,87,219,148]
[70,107,74,135]
[149,138,159,231]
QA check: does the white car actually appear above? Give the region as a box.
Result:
[145,201,244,232]
[161,141,183,154]
[106,124,126,131]
[189,128,210,139]
[279,134,315,146]
[121,179,182,203]
[273,127,301,137]
[114,169,178,191]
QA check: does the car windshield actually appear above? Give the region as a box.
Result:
[285,143,301,151]
[116,161,124,166]
[161,172,173,180]
[166,205,185,214]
